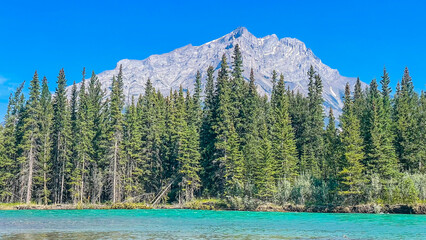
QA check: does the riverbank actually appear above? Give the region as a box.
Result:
[1,200,425,214]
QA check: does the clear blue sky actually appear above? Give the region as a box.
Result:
[0,0,425,118]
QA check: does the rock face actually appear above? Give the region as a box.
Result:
[71,27,361,115]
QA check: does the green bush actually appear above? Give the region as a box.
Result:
[291,174,312,205]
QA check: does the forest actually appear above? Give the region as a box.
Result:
[0,45,425,208]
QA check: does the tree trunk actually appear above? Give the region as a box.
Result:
[25,137,34,204]
[43,133,48,205]
[113,138,118,203]
[80,155,85,203]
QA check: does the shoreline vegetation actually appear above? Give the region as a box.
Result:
[1,200,425,214]
[1,44,425,212]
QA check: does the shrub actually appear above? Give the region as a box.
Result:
[274,179,292,205]
[291,174,312,205]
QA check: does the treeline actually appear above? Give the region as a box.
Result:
[0,45,425,206]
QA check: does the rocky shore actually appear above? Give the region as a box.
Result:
[1,202,425,214]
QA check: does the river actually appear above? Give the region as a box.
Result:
[1,209,425,239]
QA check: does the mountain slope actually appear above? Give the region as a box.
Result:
[71,27,361,115]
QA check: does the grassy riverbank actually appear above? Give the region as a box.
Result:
[1,199,425,214]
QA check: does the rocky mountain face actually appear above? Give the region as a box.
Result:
[70,27,361,115]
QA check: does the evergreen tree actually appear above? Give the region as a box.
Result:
[300,66,324,176]
[288,90,308,164]
[0,83,24,202]
[256,121,276,200]
[271,70,279,107]
[108,65,125,203]
[376,68,399,178]
[176,89,201,202]
[241,69,260,190]
[200,66,216,196]
[36,76,53,204]
[338,83,365,203]
[353,77,365,120]
[122,96,144,200]
[271,74,298,181]
[70,81,78,155]
[139,78,162,193]
[212,54,244,195]
[71,69,93,203]
[51,69,71,204]
[324,108,340,180]
[86,71,108,203]
[364,78,398,178]
[394,67,421,172]
[418,91,426,172]
[18,71,41,204]
[230,44,246,137]
[192,71,203,129]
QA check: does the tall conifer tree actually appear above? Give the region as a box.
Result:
[18,71,41,204]
[338,83,365,203]
[394,67,421,172]
[271,74,298,181]
[52,69,71,204]
[108,65,125,203]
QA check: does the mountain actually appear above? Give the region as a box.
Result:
[70,27,361,115]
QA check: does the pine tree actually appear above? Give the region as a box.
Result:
[36,76,53,204]
[108,65,125,203]
[122,96,144,199]
[0,93,19,202]
[192,71,203,129]
[224,124,244,195]
[212,54,244,195]
[176,89,201,202]
[200,66,216,195]
[163,90,178,190]
[338,83,365,203]
[418,91,426,172]
[353,77,365,120]
[18,71,41,204]
[256,121,276,200]
[71,69,93,203]
[52,69,71,204]
[70,81,78,156]
[300,66,324,176]
[364,78,398,179]
[288,90,308,165]
[5,83,25,202]
[241,69,260,190]
[230,44,246,136]
[86,71,108,203]
[139,78,162,193]
[271,70,279,108]
[375,68,399,178]
[271,74,298,181]
[324,108,340,180]
[394,67,421,172]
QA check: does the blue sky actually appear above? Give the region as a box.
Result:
[0,0,425,117]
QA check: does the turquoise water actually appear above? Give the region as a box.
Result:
[0,209,425,239]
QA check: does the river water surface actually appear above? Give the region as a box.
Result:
[0,209,425,239]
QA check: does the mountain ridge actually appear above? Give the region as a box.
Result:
[68,27,363,115]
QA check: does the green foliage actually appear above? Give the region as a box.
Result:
[51,69,72,204]
[338,83,366,204]
[299,66,324,176]
[271,74,298,180]
[1,46,424,208]
[394,68,421,172]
